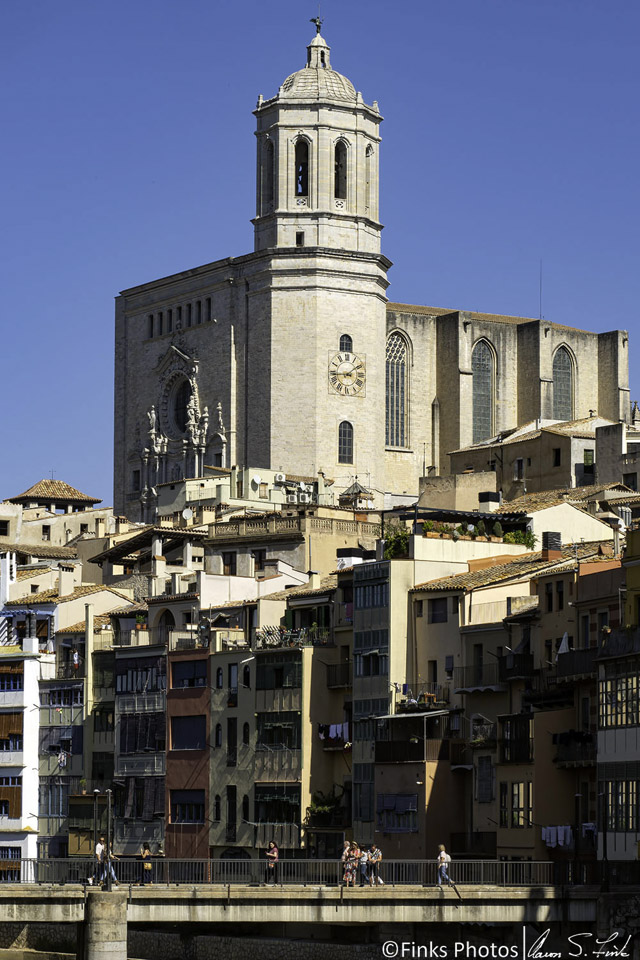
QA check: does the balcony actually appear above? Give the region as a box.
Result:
[553,733,595,767]
[375,739,449,764]
[394,684,451,713]
[254,748,301,781]
[450,740,473,768]
[226,748,237,767]
[469,721,497,748]
[254,627,334,650]
[500,738,534,764]
[326,661,352,689]
[498,653,534,682]
[115,754,165,776]
[225,823,237,843]
[556,647,598,681]
[255,688,301,713]
[56,664,86,680]
[454,663,504,693]
[117,691,165,713]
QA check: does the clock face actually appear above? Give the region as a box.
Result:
[328,351,366,396]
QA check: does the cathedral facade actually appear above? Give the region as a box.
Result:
[113,28,630,521]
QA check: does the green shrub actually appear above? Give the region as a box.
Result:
[492,521,504,538]
[504,529,538,551]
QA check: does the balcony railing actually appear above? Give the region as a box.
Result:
[556,647,598,680]
[498,653,534,682]
[394,684,450,713]
[117,691,165,713]
[454,663,503,692]
[254,627,334,650]
[56,664,86,680]
[326,662,352,688]
[115,754,165,776]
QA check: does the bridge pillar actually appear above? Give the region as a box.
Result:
[80,890,128,960]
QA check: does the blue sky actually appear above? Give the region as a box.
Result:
[1,0,638,504]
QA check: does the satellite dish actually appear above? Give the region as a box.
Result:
[182,508,193,520]
[252,475,262,487]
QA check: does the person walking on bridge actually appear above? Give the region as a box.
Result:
[436,844,451,887]
[264,840,279,884]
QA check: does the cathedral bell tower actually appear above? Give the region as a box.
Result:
[253,27,382,254]
[245,24,390,503]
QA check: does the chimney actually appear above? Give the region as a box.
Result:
[95,517,106,539]
[0,551,16,605]
[58,563,76,597]
[541,531,563,561]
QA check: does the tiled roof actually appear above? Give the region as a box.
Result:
[264,575,338,602]
[7,479,101,504]
[0,542,78,559]
[108,601,149,616]
[15,567,55,581]
[412,542,605,593]
[4,584,133,607]
[146,592,199,604]
[58,614,114,634]
[500,484,632,514]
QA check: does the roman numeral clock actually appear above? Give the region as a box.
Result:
[328,351,366,397]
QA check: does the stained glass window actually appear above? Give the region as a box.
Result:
[386,333,408,447]
[472,340,494,443]
[553,346,573,420]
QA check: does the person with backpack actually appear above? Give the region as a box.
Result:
[436,844,451,887]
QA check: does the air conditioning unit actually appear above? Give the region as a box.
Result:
[286,494,298,504]
[274,473,286,483]
[299,493,311,504]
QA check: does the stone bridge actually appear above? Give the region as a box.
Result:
[0,884,629,960]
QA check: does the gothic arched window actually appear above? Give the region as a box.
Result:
[365,144,373,212]
[334,141,347,199]
[472,339,495,443]
[294,139,309,197]
[386,333,409,447]
[262,138,274,212]
[216,667,223,689]
[339,334,353,353]
[338,421,354,464]
[553,346,574,420]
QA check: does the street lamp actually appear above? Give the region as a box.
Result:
[93,789,100,866]
[105,789,113,892]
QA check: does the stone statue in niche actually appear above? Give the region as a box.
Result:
[147,405,157,435]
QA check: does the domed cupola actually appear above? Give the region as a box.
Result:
[279,32,357,103]
[252,22,383,254]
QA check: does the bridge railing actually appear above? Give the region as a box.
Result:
[0,858,576,886]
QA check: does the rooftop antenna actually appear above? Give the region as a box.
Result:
[310,4,323,34]
[50,468,55,480]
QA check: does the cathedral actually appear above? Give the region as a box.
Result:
[113,25,630,520]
